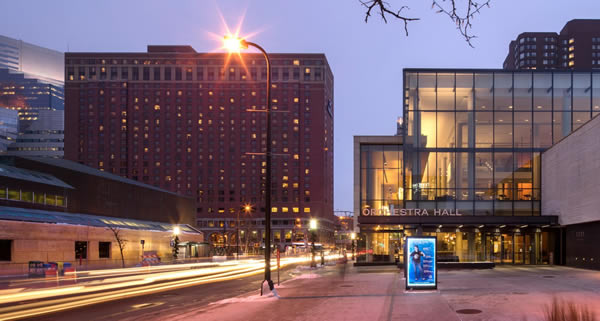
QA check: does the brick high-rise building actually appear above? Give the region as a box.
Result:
[503,19,600,70]
[64,45,334,248]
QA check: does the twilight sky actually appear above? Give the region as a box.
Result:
[2,0,598,212]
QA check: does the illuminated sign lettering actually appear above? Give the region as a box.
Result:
[361,208,462,216]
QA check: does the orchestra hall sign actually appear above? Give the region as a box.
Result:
[361,208,463,216]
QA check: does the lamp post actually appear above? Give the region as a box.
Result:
[237,204,252,258]
[351,232,356,261]
[223,36,274,293]
[309,218,317,268]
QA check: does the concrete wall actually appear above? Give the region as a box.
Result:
[0,220,203,276]
[542,115,600,225]
[565,221,600,270]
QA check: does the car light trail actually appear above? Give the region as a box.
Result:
[0,254,341,320]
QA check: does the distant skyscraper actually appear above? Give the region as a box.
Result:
[0,34,63,85]
[6,109,63,157]
[503,19,600,70]
[0,35,64,157]
[64,46,335,246]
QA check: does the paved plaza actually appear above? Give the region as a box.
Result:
[169,264,600,321]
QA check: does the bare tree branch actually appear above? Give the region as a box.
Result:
[361,0,419,36]
[361,0,491,47]
[107,226,127,268]
[432,0,491,47]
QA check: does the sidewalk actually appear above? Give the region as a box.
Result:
[171,264,600,321]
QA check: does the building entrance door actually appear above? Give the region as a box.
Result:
[514,234,525,264]
[502,234,513,264]
[486,234,502,263]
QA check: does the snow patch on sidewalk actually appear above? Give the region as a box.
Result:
[293,273,321,279]
[210,293,278,305]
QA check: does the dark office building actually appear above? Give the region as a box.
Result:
[503,19,600,70]
[0,155,200,274]
[0,156,195,225]
[354,69,600,266]
[64,46,335,248]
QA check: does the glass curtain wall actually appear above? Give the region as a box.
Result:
[360,145,403,215]
[404,71,599,216]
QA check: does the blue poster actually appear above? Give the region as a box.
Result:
[405,237,437,289]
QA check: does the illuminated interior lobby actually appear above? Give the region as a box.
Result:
[353,69,600,265]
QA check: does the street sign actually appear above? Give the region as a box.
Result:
[405,236,437,290]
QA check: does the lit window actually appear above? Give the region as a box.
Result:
[272,207,278,213]
[282,207,289,213]
[293,97,299,103]
[304,207,310,213]
[293,207,299,213]
[569,38,575,44]
[293,154,299,160]
[293,60,300,66]
[154,105,160,110]
[305,68,311,73]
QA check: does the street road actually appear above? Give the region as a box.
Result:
[0,254,338,320]
[29,263,304,321]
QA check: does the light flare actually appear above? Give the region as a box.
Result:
[205,7,262,80]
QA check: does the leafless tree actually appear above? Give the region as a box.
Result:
[107,226,127,268]
[361,0,492,47]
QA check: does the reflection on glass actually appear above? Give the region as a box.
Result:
[398,71,599,217]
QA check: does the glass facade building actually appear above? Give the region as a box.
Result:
[355,69,600,265]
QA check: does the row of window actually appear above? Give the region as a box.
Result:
[201,207,311,214]
[0,188,67,207]
[198,219,312,228]
[66,58,324,67]
[0,241,111,262]
[67,66,323,82]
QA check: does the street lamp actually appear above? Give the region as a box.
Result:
[237,204,252,258]
[350,232,356,261]
[223,35,274,293]
[309,218,317,268]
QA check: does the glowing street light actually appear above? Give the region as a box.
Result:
[223,35,274,294]
[237,203,253,258]
[223,36,248,52]
[309,219,318,267]
[172,226,181,260]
